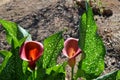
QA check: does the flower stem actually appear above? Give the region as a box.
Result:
[32,71,35,80]
[71,67,74,80]
[32,70,37,80]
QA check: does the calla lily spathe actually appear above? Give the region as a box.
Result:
[20,41,44,70]
[62,38,81,67]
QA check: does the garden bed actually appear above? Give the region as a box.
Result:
[0,0,120,80]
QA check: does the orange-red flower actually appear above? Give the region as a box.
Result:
[20,41,44,70]
[62,38,81,67]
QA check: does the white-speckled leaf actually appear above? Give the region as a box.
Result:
[77,3,106,79]
[43,32,64,68]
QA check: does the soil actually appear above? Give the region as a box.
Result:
[0,0,120,80]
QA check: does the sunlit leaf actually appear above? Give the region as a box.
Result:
[76,3,106,79]
[116,70,120,80]
[22,61,28,74]
[0,19,32,79]
[0,19,32,48]
[0,19,19,48]
[43,31,64,68]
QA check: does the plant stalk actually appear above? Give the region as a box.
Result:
[71,67,74,80]
[32,70,37,80]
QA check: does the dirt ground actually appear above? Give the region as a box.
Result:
[0,0,120,80]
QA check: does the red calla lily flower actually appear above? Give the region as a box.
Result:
[20,41,44,70]
[62,38,81,67]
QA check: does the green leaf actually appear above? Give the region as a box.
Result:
[0,50,12,73]
[43,31,64,68]
[44,63,66,80]
[22,61,28,74]
[77,3,106,79]
[95,70,120,80]
[0,19,32,48]
[0,19,19,48]
[19,36,28,46]
[46,62,66,75]
[18,25,32,41]
[46,70,65,80]
[0,48,25,80]
[116,70,120,80]
[0,19,32,80]
[43,63,66,80]
[35,57,45,80]
[36,66,65,80]
[27,70,37,80]
[0,40,29,80]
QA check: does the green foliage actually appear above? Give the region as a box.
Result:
[76,3,106,79]
[0,19,31,48]
[0,4,118,79]
[46,62,66,75]
[0,19,19,48]
[18,25,32,41]
[95,70,120,80]
[0,51,12,73]
[22,61,28,74]
[36,32,65,80]
[0,47,25,80]
[116,70,120,80]
[0,19,65,79]
[43,31,64,68]
[0,19,32,80]
[45,63,66,80]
